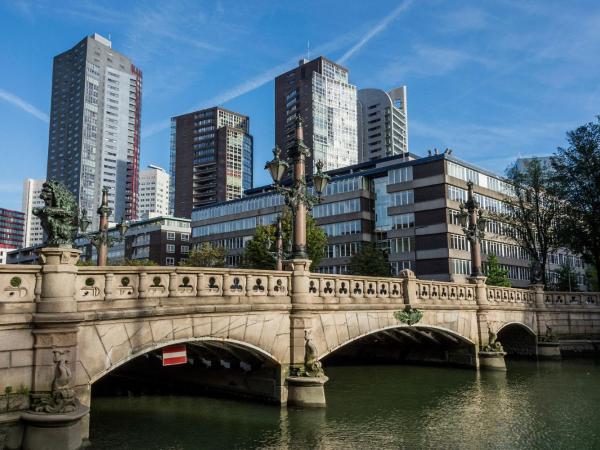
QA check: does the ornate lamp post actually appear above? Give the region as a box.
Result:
[265,116,330,260]
[457,181,487,277]
[79,187,128,266]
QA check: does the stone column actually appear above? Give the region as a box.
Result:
[530,283,545,308]
[469,275,488,306]
[399,269,417,305]
[20,247,88,450]
[285,258,328,407]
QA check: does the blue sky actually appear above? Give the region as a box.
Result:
[1,0,599,211]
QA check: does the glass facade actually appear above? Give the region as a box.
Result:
[311,61,358,172]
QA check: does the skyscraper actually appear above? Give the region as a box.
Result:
[47,33,142,226]
[22,178,46,247]
[275,57,358,174]
[170,107,253,218]
[357,86,408,162]
[138,165,170,219]
[0,208,25,264]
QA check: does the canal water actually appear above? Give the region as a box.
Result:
[90,359,600,449]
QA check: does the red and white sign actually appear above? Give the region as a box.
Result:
[162,344,187,366]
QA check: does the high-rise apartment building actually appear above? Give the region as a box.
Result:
[0,208,25,264]
[170,107,253,218]
[138,165,170,219]
[22,178,46,247]
[357,86,408,161]
[47,33,142,227]
[275,57,358,174]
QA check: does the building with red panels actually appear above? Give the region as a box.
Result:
[0,208,25,264]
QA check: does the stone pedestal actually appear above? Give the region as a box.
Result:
[35,247,81,315]
[538,342,562,360]
[478,351,507,371]
[286,376,328,408]
[20,405,89,450]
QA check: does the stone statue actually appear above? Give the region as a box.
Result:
[482,326,505,353]
[531,261,543,284]
[31,350,77,414]
[32,180,79,248]
[539,324,559,343]
[303,329,324,377]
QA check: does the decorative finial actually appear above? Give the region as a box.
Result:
[316,160,324,172]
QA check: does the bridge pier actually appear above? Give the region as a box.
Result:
[14,248,88,450]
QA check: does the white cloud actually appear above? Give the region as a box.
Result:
[338,0,413,64]
[0,89,48,123]
[440,7,488,33]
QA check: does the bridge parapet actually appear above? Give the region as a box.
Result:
[0,265,40,322]
[486,286,533,306]
[544,291,600,307]
[74,266,292,309]
[307,273,404,304]
[414,279,476,305]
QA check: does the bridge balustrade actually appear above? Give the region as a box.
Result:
[414,280,476,305]
[486,286,533,305]
[307,274,404,304]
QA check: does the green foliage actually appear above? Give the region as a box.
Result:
[241,224,278,270]
[484,254,511,287]
[180,242,226,267]
[241,212,327,271]
[551,116,600,286]
[114,258,158,266]
[76,259,95,266]
[499,158,563,287]
[585,265,598,291]
[348,242,391,277]
[553,264,579,292]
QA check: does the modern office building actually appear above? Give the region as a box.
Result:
[357,86,408,161]
[47,33,142,227]
[77,216,191,266]
[190,151,589,289]
[0,208,25,264]
[22,178,46,247]
[275,57,358,174]
[170,107,253,218]
[138,165,170,219]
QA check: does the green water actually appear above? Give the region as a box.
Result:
[90,360,600,449]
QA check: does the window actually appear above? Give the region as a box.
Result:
[166,231,175,240]
[451,258,471,275]
[181,233,190,242]
[166,244,175,253]
[389,166,413,184]
[181,245,189,254]
[166,257,175,266]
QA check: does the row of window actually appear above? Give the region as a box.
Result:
[312,198,361,218]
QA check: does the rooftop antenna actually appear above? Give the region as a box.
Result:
[307,40,310,60]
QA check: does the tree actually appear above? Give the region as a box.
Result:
[553,264,579,292]
[550,116,600,285]
[348,243,391,277]
[242,212,327,271]
[484,253,511,287]
[499,158,563,287]
[180,242,226,267]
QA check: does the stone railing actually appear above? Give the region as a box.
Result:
[414,279,476,305]
[74,266,291,308]
[0,265,40,309]
[544,291,599,307]
[486,286,534,305]
[307,273,404,303]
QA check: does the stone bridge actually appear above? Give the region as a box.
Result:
[1,247,600,449]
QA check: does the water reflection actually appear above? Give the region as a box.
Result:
[90,360,600,449]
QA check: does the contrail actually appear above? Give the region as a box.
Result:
[338,0,413,64]
[142,35,353,139]
[0,88,49,123]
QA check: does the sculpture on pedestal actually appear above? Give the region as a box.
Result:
[32,180,79,247]
[482,325,505,353]
[31,350,77,414]
[303,329,324,377]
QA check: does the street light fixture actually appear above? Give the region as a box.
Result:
[265,115,329,260]
[459,181,486,277]
[79,187,128,266]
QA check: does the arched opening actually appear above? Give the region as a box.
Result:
[497,323,537,357]
[320,326,477,369]
[91,339,283,404]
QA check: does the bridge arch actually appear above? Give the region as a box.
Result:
[89,336,282,385]
[318,324,478,368]
[497,322,537,357]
